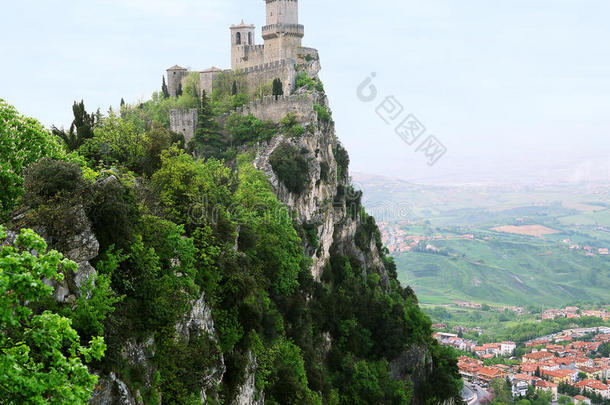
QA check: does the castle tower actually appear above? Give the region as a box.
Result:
[166,65,189,98]
[262,0,304,62]
[230,20,264,70]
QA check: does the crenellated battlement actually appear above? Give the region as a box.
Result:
[237,59,287,74]
[219,93,314,125]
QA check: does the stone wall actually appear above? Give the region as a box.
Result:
[170,108,198,145]
[238,59,298,96]
[219,93,315,124]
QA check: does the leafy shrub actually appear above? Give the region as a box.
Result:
[269,142,310,194]
[295,72,317,90]
[87,175,138,252]
[225,113,276,144]
[314,103,332,123]
[0,99,64,218]
[0,227,106,403]
[280,113,305,137]
[23,158,86,206]
[21,158,91,252]
[334,143,350,179]
[79,112,149,173]
[67,273,123,339]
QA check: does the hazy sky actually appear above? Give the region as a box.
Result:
[2,0,610,184]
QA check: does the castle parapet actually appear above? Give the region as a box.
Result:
[221,93,314,125]
[262,23,305,39]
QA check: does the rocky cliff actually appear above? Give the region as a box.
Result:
[2,56,461,404]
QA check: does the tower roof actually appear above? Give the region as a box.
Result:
[231,19,255,29]
[201,66,223,73]
[167,65,187,71]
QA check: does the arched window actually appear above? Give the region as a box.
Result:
[248,32,252,45]
[236,32,242,45]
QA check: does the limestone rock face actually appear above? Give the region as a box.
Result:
[253,87,390,286]
[175,292,217,340]
[390,345,433,399]
[176,292,226,404]
[90,373,139,405]
[232,351,264,405]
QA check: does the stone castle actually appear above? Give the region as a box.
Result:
[167,0,320,143]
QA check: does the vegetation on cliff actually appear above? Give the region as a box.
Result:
[0,92,461,405]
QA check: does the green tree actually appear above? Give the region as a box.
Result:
[269,142,310,194]
[162,76,170,98]
[232,80,238,96]
[190,91,227,159]
[79,112,149,172]
[339,358,412,405]
[0,227,106,404]
[52,100,97,152]
[272,78,284,97]
[225,113,276,145]
[0,99,64,219]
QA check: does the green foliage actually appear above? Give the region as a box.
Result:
[151,146,234,230]
[319,161,329,183]
[280,113,306,137]
[80,111,149,172]
[254,81,273,100]
[225,113,276,145]
[142,121,174,177]
[236,161,307,296]
[68,273,123,339]
[295,72,317,90]
[0,227,105,404]
[599,341,610,357]
[256,338,322,405]
[4,93,464,405]
[191,92,232,160]
[337,358,412,405]
[334,143,349,180]
[269,142,310,194]
[51,100,97,152]
[20,158,91,252]
[155,333,222,404]
[23,158,86,207]
[210,71,249,115]
[87,174,138,253]
[272,78,284,97]
[183,72,201,99]
[161,76,170,98]
[0,99,64,219]
[314,103,332,123]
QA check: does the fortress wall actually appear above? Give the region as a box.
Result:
[170,108,198,145]
[233,44,265,71]
[219,94,315,125]
[238,59,297,96]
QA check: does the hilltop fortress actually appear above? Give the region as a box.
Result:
[167,0,320,142]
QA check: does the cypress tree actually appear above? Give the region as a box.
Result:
[162,76,170,98]
[191,91,225,158]
[231,80,238,96]
[272,78,284,97]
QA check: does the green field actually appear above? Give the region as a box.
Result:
[395,235,610,306]
[355,173,610,308]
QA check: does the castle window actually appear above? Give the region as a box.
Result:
[248,32,252,45]
[236,32,242,45]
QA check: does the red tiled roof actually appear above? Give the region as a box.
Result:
[575,379,609,391]
[535,380,558,388]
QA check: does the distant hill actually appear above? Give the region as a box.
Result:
[354,172,610,307]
